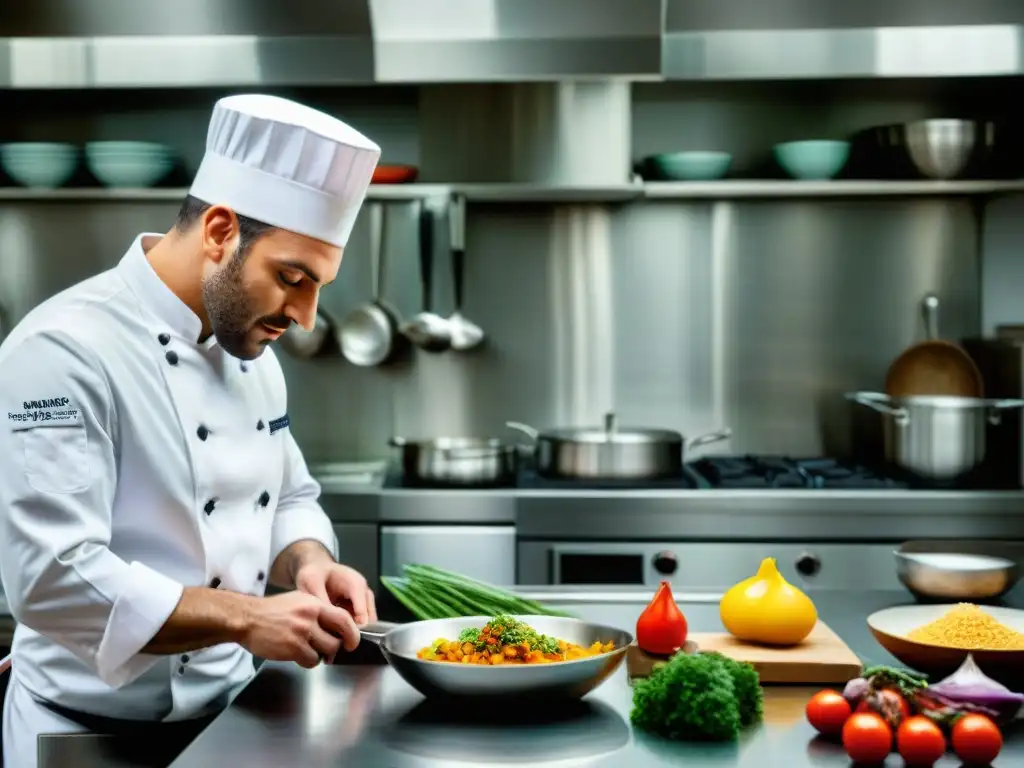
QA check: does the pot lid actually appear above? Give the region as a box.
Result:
[539,413,683,444]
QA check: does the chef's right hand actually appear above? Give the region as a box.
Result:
[241,591,360,667]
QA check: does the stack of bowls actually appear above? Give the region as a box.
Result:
[85,141,175,188]
[0,142,79,188]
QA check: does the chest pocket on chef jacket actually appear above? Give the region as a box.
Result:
[16,424,91,495]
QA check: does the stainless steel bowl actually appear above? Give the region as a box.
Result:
[361,616,632,700]
[904,119,979,180]
[895,540,1022,600]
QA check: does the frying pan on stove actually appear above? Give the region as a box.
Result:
[359,615,632,701]
[885,293,982,398]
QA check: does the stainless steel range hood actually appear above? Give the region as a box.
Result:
[370,0,662,82]
[662,0,1024,80]
[0,0,1022,87]
[0,0,661,88]
[0,0,376,88]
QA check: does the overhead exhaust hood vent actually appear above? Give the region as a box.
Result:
[662,0,1024,80]
[369,0,662,82]
[0,0,375,88]
[1,0,1023,87]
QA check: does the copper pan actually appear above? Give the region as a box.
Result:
[885,293,983,398]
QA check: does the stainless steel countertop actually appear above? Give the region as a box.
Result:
[319,470,1024,540]
[169,589,1024,767]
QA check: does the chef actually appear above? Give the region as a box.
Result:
[0,94,382,766]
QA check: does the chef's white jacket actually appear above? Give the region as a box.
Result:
[0,233,338,723]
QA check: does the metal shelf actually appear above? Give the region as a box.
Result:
[0,185,454,203]
[458,184,641,203]
[642,180,1024,199]
[0,180,1021,204]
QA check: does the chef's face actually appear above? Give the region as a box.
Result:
[200,209,341,360]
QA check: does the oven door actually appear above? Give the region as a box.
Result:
[518,540,907,605]
[515,540,908,634]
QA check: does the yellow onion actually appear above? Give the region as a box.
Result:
[719,557,818,646]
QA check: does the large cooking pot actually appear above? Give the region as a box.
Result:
[846,391,1024,481]
[506,412,731,480]
[389,436,517,486]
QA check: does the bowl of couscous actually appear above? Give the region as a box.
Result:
[868,603,1024,686]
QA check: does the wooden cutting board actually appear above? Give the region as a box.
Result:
[627,621,863,685]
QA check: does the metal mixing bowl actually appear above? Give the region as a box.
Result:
[903,119,985,180]
[895,541,1021,600]
[850,119,1005,180]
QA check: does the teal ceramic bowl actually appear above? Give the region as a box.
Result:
[647,151,732,181]
[85,141,173,156]
[85,142,174,187]
[0,142,79,188]
[774,140,851,180]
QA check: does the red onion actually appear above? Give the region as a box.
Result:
[928,654,1024,723]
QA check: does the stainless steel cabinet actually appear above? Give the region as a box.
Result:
[334,523,379,591]
[380,525,516,585]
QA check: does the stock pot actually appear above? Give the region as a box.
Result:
[506,412,731,480]
[847,391,1024,481]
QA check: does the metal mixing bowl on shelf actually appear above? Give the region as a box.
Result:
[903,119,980,180]
[895,540,1022,601]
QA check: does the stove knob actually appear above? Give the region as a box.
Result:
[795,552,821,577]
[652,551,678,576]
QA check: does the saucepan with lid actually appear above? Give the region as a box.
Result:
[506,412,731,480]
[359,615,631,700]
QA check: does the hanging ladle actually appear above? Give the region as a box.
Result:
[446,193,484,351]
[338,202,401,366]
[399,201,451,353]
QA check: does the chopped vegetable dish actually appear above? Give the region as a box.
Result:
[416,614,615,665]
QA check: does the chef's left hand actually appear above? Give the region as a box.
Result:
[295,561,377,627]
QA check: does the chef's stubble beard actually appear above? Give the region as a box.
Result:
[202,244,265,360]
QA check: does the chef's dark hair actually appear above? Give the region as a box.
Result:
[175,195,274,257]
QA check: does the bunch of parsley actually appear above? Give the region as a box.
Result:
[630,650,764,741]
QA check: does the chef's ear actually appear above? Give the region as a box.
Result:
[200,205,242,264]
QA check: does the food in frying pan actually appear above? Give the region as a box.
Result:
[417,614,616,665]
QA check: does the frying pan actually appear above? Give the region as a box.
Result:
[359,615,632,700]
[885,293,983,398]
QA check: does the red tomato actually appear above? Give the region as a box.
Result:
[636,581,688,655]
[897,716,946,766]
[805,689,852,736]
[952,713,1002,766]
[842,712,893,764]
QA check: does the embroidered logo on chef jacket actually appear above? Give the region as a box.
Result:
[5,395,89,495]
[6,396,82,429]
[268,414,290,435]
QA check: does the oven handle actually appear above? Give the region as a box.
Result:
[513,589,723,605]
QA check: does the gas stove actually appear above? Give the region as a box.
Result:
[689,456,908,490]
[382,455,915,490]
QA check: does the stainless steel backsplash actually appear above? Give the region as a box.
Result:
[0,196,980,461]
[0,80,996,461]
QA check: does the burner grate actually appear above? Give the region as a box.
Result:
[691,456,909,490]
